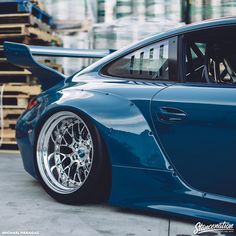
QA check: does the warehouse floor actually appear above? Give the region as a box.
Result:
[0,153,203,236]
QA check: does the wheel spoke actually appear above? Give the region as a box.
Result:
[76,171,82,183]
[37,112,94,194]
[78,123,85,136]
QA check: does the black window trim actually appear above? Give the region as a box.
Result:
[99,36,179,83]
[179,26,236,88]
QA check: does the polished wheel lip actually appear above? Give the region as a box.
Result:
[36,111,94,194]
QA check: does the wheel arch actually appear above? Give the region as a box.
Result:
[18,88,172,204]
[34,88,169,175]
[61,89,166,167]
[33,105,112,180]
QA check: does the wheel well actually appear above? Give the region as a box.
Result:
[34,107,112,198]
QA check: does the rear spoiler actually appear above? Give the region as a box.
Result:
[4,41,114,90]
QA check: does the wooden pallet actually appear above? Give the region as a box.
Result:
[3,83,41,96]
[1,139,17,145]
[0,13,51,32]
[3,94,29,108]
[0,0,53,26]
[0,69,31,76]
[0,2,63,151]
[27,27,62,45]
[2,108,25,131]
[0,58,7,62]
[3,118,17,129]
[0,60,31,73]
[0,128,18,150]
[0,24,26,37]
[1,128,15,140]
[0,75,37,84]
[0,24,62,46]
[0,55,63,76]
[3,108,25,118]
[3,114,19,129]
[0,142,18,151]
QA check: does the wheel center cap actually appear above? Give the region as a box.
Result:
[77,146,86,158]
[73,143,80,150]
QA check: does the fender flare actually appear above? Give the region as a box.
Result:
[35,88,169,171]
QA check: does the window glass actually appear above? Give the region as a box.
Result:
[103,40,171,81]
[185,27,236,84]
[185,42,206,82]
[196,43,206,55]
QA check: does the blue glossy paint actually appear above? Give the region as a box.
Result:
[151,84,236,199]
[7,17,236,224]
[4,42,65,90]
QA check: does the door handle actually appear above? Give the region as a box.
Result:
[158,107,187,122]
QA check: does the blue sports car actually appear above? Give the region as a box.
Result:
[4,17,236,224]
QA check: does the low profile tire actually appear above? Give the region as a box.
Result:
[35,111,110,204]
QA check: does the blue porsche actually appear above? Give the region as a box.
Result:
[4,17,236,224]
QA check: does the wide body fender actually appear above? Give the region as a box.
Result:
[36,86,170,171]
[16,86,236,222]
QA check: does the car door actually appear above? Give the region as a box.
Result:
[151,34,236,199]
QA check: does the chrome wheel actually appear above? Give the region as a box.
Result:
[36,111,93,194]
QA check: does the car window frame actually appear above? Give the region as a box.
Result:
[100,36,179,83]
[179,27,236,88]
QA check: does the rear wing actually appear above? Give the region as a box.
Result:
[4,41,114,90]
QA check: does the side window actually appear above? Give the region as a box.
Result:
[185,42,206,83]
[103,38,177,81]
[184,27,236,84]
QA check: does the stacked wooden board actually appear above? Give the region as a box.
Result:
[0,0,63,150]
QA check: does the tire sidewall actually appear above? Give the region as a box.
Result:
[34,110,109,204]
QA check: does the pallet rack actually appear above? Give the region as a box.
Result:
[0,0,63,150]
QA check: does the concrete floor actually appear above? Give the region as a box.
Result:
[0,153,224,236]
